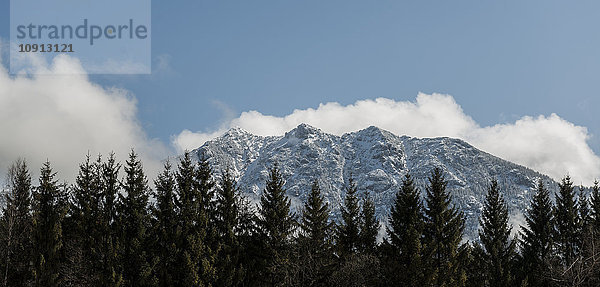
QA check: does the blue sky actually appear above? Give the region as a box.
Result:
[134,1,600,152]
[1,0,600,182]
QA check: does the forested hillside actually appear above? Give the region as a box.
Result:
[1,150,599,286]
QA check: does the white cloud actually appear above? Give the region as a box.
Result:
[173,93,600,185]
[0,53,169,183]
[3,39,597,186]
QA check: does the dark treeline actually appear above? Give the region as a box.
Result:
[1,151,600,287]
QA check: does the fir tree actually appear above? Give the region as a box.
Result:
[337,177,361,257]
[359,191,378,254]
[119,150,154,286]
[423,167,466,287]
[554,176,579,266]
[151,161,177,287]
[384,173,424,287]
[31,161,68,287]
[478,179,516,287]
[520,180,554,287]
[0,159,33,286]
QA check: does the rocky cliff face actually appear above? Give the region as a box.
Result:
[192,124,556,241]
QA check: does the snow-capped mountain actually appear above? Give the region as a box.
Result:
[191,124,556,241]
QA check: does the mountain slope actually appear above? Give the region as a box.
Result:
[192,124,556,241]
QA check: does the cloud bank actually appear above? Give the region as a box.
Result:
[174,93,600,185]
[0,54,168,183]
[3,43,597,186]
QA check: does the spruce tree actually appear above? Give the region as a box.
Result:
[174,151,205,286]
[576,185,596,286]
[337,177,361,257]
[173,151,218,286]
[215,168,243,286]
[300,179,331,250]
[100,153,123,286]
[579,186,590,221]
[423,167,466,287]
[591,180,600,232]
[151,161,177,287]
[578,186,591,236]
[195,156,218,285]
[554,176,579,266]
[385,173,424,287]
[520,180,554,287]
[236,196,261,286]
[465,243,487,287]
[0,159,33,286]
[68,154,102,282]
[31,161,68,287]
[297,179,333,286]
[359,191,378,254]
[478,179,515,287]
[119,150,154,286]
[258,165,296,285]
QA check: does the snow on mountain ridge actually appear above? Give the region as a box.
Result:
[192,124,556,241]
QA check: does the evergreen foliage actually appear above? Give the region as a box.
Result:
[173,151,210,286]
[151,161,177,287]
[67,154,102,283]
[100,153,123,286]
[578,186,591,228]
[554,176,579,266]
[337,177,361,257]
[384,173,424,286]
[300,180,331,248]
[591,180,600,232]
[422,167,466,287]
[195,156,218,286]
[31,161,68,287]
[0,159,32,286]
[296,179,333,286]
[3,151,600,287]
[477,179,516,287]
[119,150,154,286]
[214,168,244,286]
[257,165,296,285]
[359,191,378,254]
[520,180,554,287]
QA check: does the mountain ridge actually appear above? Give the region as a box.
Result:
[192,124,557,241]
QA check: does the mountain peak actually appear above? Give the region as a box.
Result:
[284,123,323,139]
[349,125,395,140]
[222,126,251,137]
[362,125,385,134]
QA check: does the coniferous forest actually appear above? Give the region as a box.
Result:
[1,150,600,287]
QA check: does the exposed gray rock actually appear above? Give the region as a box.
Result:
[191,124,557,241]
